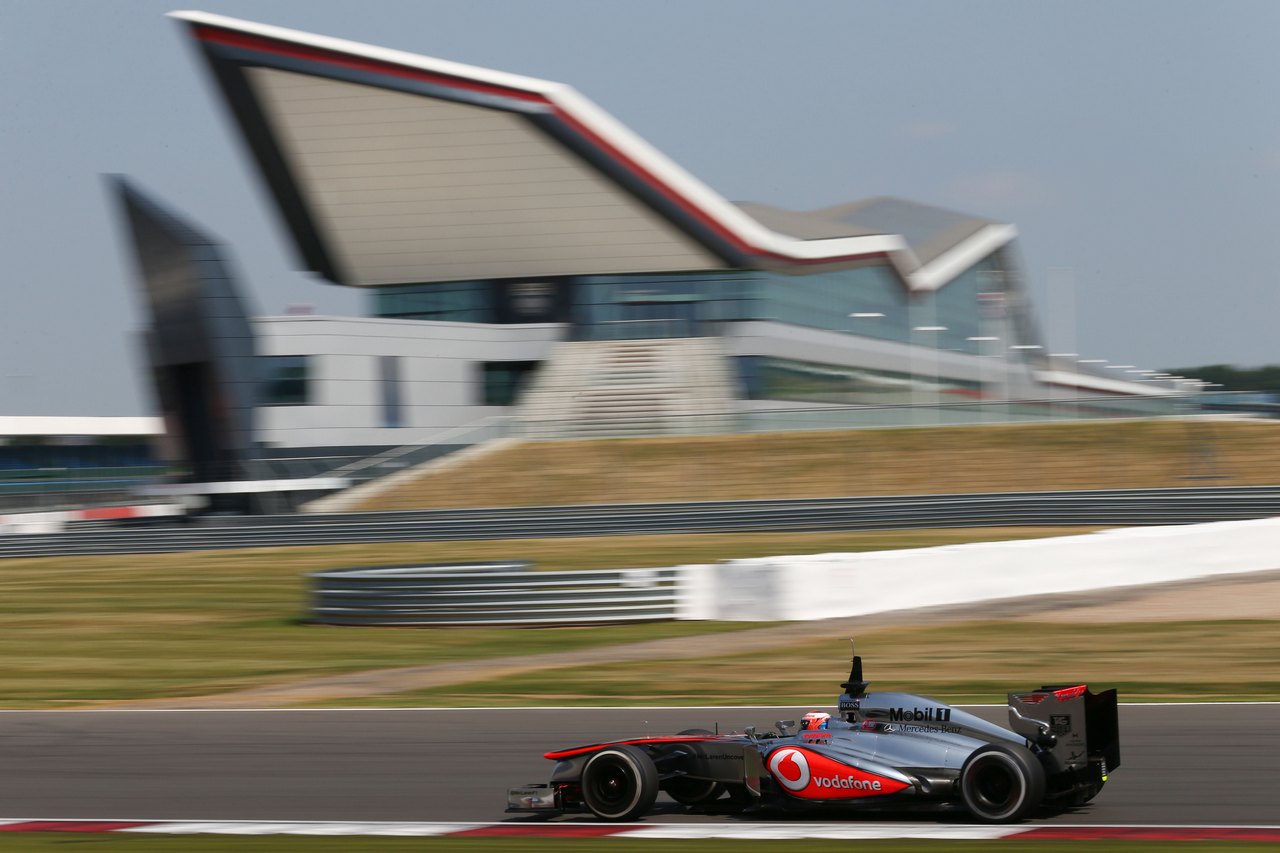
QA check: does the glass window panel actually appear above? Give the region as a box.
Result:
[481,361,540,406]
[744,356,978,404]
[370,282,494,323]
[259,355,309,406]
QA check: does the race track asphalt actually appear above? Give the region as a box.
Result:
[0,704,1275,826]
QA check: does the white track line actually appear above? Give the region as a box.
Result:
[3,701,1279,713]
[122,821,463,836]
[624,823,1023,840]
[2,820,1278,839]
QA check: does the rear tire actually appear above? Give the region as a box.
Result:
[581,745,659,821]
[959,744,1045,823]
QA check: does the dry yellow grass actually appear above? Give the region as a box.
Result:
[353,618,1280,706]
[2,528,1088,707]
[355,419,1280,511]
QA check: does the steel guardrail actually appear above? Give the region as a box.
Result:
[309,561,681,626]
[2,485,1279,558]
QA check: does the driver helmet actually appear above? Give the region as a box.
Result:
[800,711,831,731]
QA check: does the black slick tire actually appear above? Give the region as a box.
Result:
[959,744,1046,823]
[581,745,659,821]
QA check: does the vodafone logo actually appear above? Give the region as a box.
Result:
[814,775,881,791]
[768,748,810,792]
[767,747,910,800]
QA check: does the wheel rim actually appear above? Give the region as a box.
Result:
[587,758,635,813]
[969,756,1023,816]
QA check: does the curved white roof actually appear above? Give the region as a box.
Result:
[172,11,1015,290]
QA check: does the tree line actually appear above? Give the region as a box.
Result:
[1167,364,1280,391]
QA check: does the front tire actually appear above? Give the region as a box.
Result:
[959,744,1046,823]
[581,745,659,821]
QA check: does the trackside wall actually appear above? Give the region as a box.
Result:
[677,517,1280,621]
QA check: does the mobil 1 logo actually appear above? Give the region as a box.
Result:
[887,707,952,723]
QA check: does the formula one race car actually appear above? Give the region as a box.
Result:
[508,650,1119,823]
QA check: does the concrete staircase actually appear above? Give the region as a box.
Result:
[515,337,739,439]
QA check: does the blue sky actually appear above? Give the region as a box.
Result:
[2,0,1278,415]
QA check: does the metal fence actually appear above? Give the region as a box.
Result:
[0,470,169,514]
[5,486,1280,558]
[736,393,1193,431]
[504,393,1203,441]
[316,417,512,485]
[310,561,681,626]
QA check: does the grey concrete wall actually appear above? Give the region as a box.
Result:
[253,316,563,448]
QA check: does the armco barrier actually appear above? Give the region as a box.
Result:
[310,561,682,626]
[4,486,1280,557]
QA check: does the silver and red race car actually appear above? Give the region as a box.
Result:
[508,650,1119,823]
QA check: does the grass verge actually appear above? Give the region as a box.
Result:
[310,618,1280,707]
[0,528,1089,708]
[352,420,1280,511]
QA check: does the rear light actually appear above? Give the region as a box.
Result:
[1052,685,1088,701]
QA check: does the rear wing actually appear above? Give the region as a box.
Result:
[1007,684,1120,775]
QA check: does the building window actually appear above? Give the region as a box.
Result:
[380,356,403,428]
[372,281,493,323]
[573,272,755,340]
[260,355,309,406]
[503,280,558,321]
[737,356,979,405]
[482,361,540,407]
